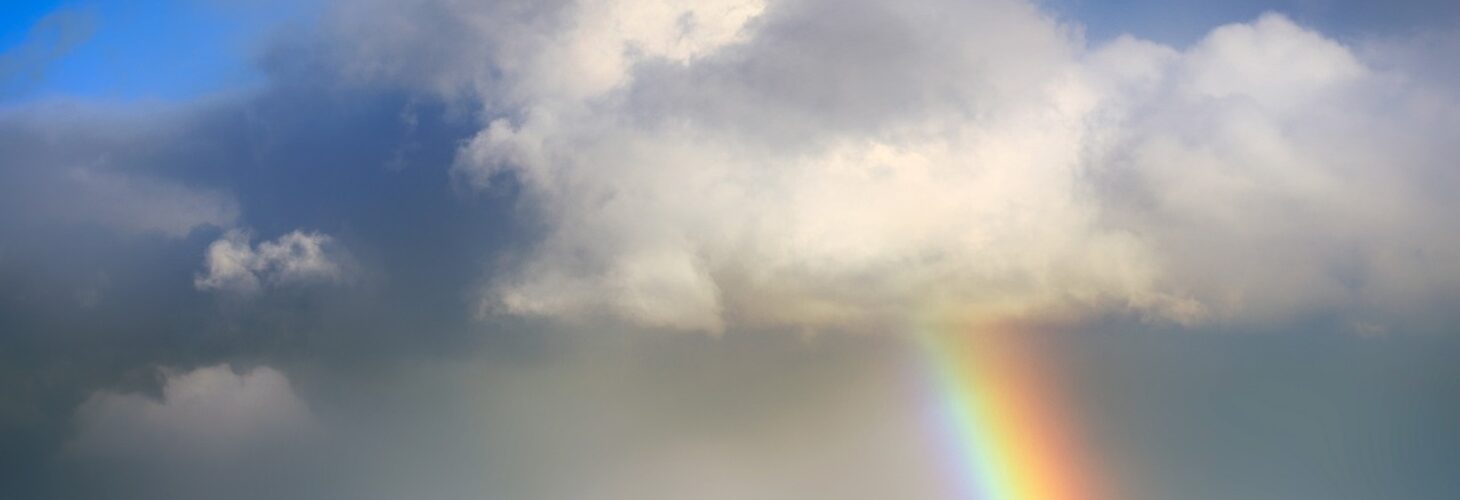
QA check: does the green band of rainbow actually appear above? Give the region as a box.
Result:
[918,329,1104,500]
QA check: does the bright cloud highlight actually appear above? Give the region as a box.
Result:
[398,0,1460,334]
[195,229,348,294]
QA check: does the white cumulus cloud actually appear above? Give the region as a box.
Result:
[331,0,1460,334]
[195,229,348,294]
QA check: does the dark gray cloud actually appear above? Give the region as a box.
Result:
[0,45,518,497]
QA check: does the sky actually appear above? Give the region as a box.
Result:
[0,0,315,102]
[1,1,1459,499]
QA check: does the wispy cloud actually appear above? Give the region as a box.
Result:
[0,8,96,99]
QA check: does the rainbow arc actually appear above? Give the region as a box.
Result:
[919,327,1106,500]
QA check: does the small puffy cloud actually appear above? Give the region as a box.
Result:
[69,364,313,460]
[195,229,348,294]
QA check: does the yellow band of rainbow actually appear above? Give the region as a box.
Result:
[918,328,1105,500]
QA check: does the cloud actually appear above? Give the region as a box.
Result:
[0,71,494,498]
[0,100,245,242]
[195,229,349,294]
[0,108,240,238]
[449,0,1153,333]
[69,364,312,460]
[1084,13,1460,326]
[394,0,1460,334]
[62,167,240,237]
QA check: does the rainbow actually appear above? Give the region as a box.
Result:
[918,327,1106,500]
